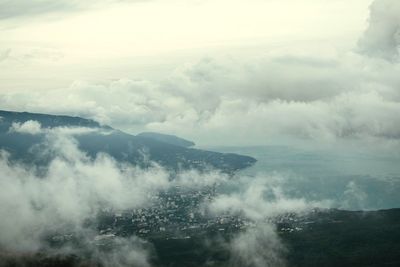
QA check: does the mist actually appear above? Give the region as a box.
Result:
[0,123,339,266]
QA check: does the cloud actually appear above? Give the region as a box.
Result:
[9,120,42,134]
[202,172,332,267]
[0,1,399,147]
[8,120,100,137]
[340,181,368,210]
[1,0,398,265]
[207,174,332,220]
[228,224,287,267]
[358,0,400,61]
[0,0,74,20]
[1,52,400,147]
[0,124,243,266]
[0,129,170,265]
[0,48,11,62]
[0,0,152,20]
[1,118,381,266]
[92,236,153,267]
[173,169,228,188]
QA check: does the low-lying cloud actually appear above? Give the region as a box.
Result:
[202,173,333,267]
[0,125,337,266]
[228,224,287,267]
[0,135,169,252]
[206,173,332,220]
[9,120,42,135]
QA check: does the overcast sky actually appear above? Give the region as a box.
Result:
[1,0,400,147]
[0,0,372,90]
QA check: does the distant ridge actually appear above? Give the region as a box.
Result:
[0,110,107,129]
[138,132,195,148]
[0,110,256,172]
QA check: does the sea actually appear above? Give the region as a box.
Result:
[205,145,400,211]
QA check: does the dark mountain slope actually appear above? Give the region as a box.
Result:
[0,110,105,130]
[1,208,399,267]
[137,132,195,147]
[0,110,256,172]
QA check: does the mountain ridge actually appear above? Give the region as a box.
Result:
[137,132,195,148]
[0,110,256,172]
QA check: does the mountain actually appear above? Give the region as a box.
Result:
[279,208,400,267]
[137,132,195,147]
[0,110,256,172]
[1,208,399,267]
[150,208,400,267]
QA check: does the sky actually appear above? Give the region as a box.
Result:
[1,0,400,147]
[0,0,370,90]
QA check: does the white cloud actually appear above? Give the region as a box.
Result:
[0,125,241,265]
[0,113,386,266]
[0,48,11,62]
[0,0,398,148]
[0,0,75,20]
[0,0,151,20]
[340,181,368,210]
[229,224,287,267]
[0,130,169,254]
[9,120,42,134]
[203,172,332,267]
[173,168,228,188]
[207,174,332,220]
[0,0,370,92]
[358,0,400,61]
[8,120,101,137]
[3,50,400,147]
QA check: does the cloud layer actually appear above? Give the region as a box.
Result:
[3,1,399,147]
[0,132,169,252]
[0,0,149,20]
[1,49,400,147]
[207,174,331,221]
[0,124,338,266]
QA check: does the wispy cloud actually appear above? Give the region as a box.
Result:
[0,0,151,20]
[0,0,77,20]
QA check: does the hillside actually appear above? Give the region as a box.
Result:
[0,110,256,172]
